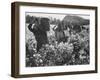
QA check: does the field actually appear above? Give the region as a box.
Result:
[25,23,90,67]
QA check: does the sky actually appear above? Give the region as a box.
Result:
[26,12,90,20]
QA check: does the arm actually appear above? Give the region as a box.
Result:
[28,23,33,32]
[28,23,37,33]
[53,25,57,31]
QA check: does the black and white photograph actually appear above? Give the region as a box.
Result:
[25,13,90,67]
[11,2,97,77]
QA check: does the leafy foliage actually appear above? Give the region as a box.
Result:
[26,26,90,67]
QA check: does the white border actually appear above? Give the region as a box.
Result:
[19,6,95,74]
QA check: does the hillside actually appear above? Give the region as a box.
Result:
[63,15,89,25]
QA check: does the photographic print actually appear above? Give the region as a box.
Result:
[25,13,90,67]
[11,2,97,78]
